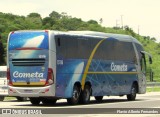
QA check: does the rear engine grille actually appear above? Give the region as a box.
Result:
[12,59,45,66]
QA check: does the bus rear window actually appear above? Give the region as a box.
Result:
[9,31,49,50]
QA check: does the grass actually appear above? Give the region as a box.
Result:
[4,96,17,101]
[147,87,160,92]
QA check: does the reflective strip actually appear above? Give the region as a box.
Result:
[12,82,45,86]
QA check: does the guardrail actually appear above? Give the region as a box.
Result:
[147,82,160,87]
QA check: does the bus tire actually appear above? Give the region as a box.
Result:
[127,83,137,101]
[0,96,5,101]
[81,85,91,104]
[67,85,80,105]
[95,96,103,102]
[42,98,57,105]
[30,98,41,105]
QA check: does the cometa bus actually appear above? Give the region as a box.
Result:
[7,30,152,105]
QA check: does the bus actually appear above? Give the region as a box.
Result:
[7,30,152,105]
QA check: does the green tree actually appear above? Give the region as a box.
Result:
[87,20,98,24]
[150,37,156,42]
[49,11,61,19]
[0,39,5,65]
[27,13,41,18]
[26,13,42,29]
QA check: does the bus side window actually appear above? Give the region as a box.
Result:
[55,36,67,58]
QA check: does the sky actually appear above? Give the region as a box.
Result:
[1,0,160,42]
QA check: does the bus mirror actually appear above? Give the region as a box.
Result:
[140,51,152,64]
[58,38,61,46]
[149,57,152,64]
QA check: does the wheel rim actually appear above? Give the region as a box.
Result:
[131,86,136,97]
[73,88,80,101]
[84,88,90,101]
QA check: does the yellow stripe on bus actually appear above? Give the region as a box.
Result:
[81,39,106,90]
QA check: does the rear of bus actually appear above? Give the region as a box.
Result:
[7,30,56,97]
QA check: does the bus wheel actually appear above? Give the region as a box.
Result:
[127,84,137,101]
[81,85,91,104]
[95,96,103,102]
[42,99,57,105]
[67,85,80,105]
[30,98,41,105]
[0,96,5,101]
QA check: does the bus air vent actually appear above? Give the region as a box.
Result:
[12,59,45,66]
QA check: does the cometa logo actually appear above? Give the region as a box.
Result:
[111,62,128,72]
[13,71,44,78]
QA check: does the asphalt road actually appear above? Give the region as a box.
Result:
[0,92,160,117]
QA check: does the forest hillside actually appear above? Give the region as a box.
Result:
[0,11,159,82]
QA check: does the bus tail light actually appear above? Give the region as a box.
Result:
[7,68,13,86]
[45,68,54,86]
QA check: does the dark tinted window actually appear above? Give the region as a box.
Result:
[94,39,136,61]
[114,41,135,61]
[66,37,78,58]
[77,37,102,59]
[56,35,136,61]
[77,38,92,59]
[55,35,100,59]
[55,35,67,58]
[55,35,78,59]
[93,39,115,60]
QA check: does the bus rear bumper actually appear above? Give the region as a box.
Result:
[8,85,55,97]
